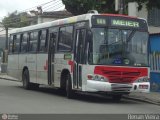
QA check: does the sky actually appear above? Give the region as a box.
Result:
[0,0,65,21]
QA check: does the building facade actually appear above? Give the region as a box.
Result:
[128,2,160,34]
[30,10,73,25]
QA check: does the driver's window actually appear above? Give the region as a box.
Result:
[75,29,86,64]
[108,29,121,45]
[92,28,105,53]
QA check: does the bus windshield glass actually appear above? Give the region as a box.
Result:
[88,28,148,67]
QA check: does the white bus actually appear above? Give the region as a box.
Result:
[8,12,150,100]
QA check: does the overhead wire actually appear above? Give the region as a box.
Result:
[18,0,55,13]
[3,1,64,22]
[2,0,56,22]
[42,0,61,10]
[1,0,56,24]
[45,5,64,11]
[43,2,63,11]
[2,0,65,26]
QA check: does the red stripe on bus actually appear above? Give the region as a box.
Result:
[68,60,74,73]
[101,14,137,19]
[94,66,148,83]
[44,60,48,71]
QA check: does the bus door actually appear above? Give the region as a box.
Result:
[73,29,86,89]
[48,31,57,85]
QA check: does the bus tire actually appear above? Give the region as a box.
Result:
[112,95,122,102]
[66,74,74,99]
[31,83,39,90]
[22,69,32,90]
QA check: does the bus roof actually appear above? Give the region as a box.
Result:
[9,13,146,34]
[9,13,94,34]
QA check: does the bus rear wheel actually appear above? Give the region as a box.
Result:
[22,69,32,90]
[66,74,74,99]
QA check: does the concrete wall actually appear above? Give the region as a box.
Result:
[0,36,6,50]
[128,2,138,17]
[149,27,160,34]
[38,16,56,24]
[128,2,160,34]
[0,27,6,51]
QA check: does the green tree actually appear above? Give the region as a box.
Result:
[127,0,160,10]
[62,0,117,15]
[2,11,30,28]
[63,0,160,15]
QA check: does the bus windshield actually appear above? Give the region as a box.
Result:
[88,28,149,67]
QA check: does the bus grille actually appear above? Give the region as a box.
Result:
[94,66,148,84]
[103,71,140,76]
[102,71,140,83]
[111,84,132,92]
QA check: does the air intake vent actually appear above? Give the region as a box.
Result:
[94,66,148,84]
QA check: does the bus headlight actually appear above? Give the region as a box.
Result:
[134,77,149,83]
[87,74,108,82]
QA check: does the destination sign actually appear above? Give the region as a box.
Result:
[111,19,139,28]
[91,15,148,30]
[96,18,106,25]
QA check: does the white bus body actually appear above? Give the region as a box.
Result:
[8,13,150,100]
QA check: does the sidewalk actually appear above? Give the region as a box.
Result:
[123,92,160,106]
[0,73,18,81]
[0,74,160,105]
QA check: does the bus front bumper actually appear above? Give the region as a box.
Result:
[86,80,150,93]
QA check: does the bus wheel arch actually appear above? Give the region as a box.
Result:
[22,66,29,82]
[22,67,39,90]
[22,67,31,89]
[22,67,28,75]
[60,69,74,98]
[60,69,70,90]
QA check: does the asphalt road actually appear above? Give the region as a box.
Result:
[0,79,160,114]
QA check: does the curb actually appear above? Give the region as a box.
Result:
[123,96,160,106]
[0,73,7,75]
[0,76,19,82]
[0,74,160,106]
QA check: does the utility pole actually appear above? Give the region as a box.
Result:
[5,27,8,50]
[119,0,125,14]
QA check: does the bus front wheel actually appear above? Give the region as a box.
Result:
[66,74,74,99]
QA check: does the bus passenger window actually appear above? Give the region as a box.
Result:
[21,33,28,53]
[29,32,38,52]
[58,26,73,51]
[13,34,20,53]
[16,34,20,53]
[39,30,48,52]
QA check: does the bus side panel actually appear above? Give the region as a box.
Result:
[54,54,64,87]
[54,53,72,87]
[36,54,48,85]
[81,65,95,91]
[26,54,37,83]
[8,54,20,80]
[18,54,28,81]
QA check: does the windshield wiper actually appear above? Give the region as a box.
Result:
[126,30,136,43]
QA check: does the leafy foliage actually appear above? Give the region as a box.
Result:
[62,0,117,15]
[62,0,160,15]
[127,0,160,10]
[2,11,31,28]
